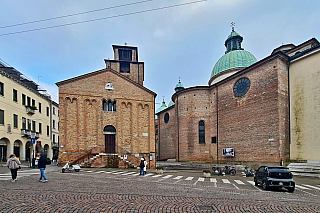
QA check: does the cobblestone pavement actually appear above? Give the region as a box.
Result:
[1,166,320,212]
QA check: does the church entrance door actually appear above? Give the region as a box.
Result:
[105,135,115,153]
[103,125,116,154]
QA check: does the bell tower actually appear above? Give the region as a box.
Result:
[105,44,144,86]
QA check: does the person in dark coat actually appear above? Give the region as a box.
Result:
[38,154,48,183]
[139,158,145,176]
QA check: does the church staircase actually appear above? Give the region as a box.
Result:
[80,153,137,168]
[69,146,139,168]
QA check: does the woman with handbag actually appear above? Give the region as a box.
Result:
[6,154,21,182]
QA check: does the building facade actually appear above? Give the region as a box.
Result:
[57,45,157,168]
[156,29,320,165]
[0,61,55,162]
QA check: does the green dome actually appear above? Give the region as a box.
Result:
[210,50,257,78]
[210,29,257,79]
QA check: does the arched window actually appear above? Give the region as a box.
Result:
[113,100,117,112]
[199,121,205,144]
[108,100,112,111]
[103,100,107,111]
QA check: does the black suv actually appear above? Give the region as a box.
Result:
[254,166,295,192]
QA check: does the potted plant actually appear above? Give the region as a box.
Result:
[203,170,211,178]
[156,166,164,174]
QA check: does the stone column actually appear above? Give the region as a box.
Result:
[7,141,13,159]
[20,142,26,161]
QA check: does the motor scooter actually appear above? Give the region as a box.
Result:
[62,161,81,173]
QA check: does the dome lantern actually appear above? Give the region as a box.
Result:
[175,77,185,93]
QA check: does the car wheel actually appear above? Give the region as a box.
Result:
[254,179,258,186]
[230,169,236,176]
[262,181,269,190]
[287,187,295,193]
[62,168,65,173]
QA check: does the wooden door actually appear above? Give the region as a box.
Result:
[105,134,115,153]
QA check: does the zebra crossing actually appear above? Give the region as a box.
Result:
[0,171,39,180]
[81,170,320,191]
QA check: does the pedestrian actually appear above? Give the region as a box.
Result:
[38,153,48,183]
[6,154,21,182]
[143,157,148,174]
[139,158,145,176]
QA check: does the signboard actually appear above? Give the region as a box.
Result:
[124,155,127,160]
[222,148,234,157]
[30,134,35,145]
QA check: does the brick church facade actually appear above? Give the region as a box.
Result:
[156,29,320,165]
[57,45,156,168]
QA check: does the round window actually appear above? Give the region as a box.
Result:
[164,113,169,124]
[233,77,250,97]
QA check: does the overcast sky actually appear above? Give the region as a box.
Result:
[0,0,319,108]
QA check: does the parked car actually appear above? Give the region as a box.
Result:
[254,166,295,192]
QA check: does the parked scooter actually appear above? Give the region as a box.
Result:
[211,165,236,176]
[62,161,81,173]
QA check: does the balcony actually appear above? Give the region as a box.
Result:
[21,129,40,139]
[25,106,37,115]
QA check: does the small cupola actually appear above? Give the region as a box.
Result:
[174,78,185,93]
[224,27,244,54]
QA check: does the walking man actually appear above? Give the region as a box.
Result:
[139,158,145,176]
[38,154,48,183]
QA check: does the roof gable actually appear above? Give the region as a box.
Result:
[56,68,156,96]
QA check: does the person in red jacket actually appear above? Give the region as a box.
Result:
[38,154,48,183]
[6,154,21,182]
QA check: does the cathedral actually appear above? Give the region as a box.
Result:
[156,28,320,165]
[57,45,156,168]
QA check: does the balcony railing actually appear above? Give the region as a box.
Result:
[25,106,37,115]
[21,129,39,139]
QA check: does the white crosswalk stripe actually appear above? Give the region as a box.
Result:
[302,184,320,190]
[173,176,183,180]
[234,180,245,185]
[222,179,231,184]
[162,175,173,179]
[121,172,136,176]
[185,177,194,180]
[151,174,162,178]
[295,185,309,190]
[247,181,255,185]
[198,177,205,182]
[210,178,217,182]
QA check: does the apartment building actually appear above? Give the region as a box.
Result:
[0,60,55,161]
